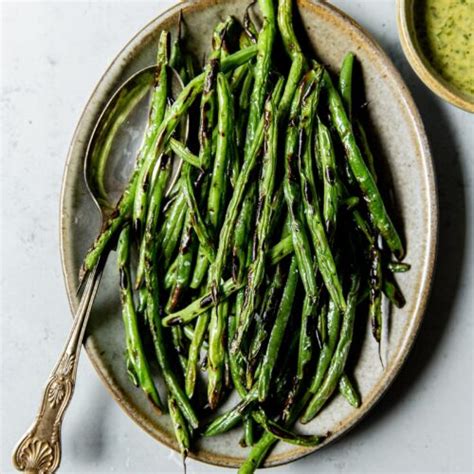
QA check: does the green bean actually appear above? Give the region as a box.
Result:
[191,61,235,288]
[158,189,186,253]
[344,196,360,209]
[144,270,199,429]
[355,120,377,182]
[309,301,341,394]
[339,52,354,119]
[231,185,256,283]
[208,299,229,408]
[232,75,284,287]
[369,244,383,342]
[339,53,382,288]
[388,262,411,273]
[169,13,193,85]
[235,282,252,381]
[130,31,170,286]
[248,264,285,368]
[204,73,238,408]
[308,300,340,394]
[169,13,184,71]
[233,79,283,349]
[169,138,201,168]
[339,373,361,408]
[252,410,323,447]
[209,73,234,232]
[190,253,208,289]
[236,67,254,153]
[135,152,171,288]
[164,277,243,323]
[278,0,303,58]
[351,204,375,245]
[185,309,208,398]
[136,286,148,313]
[203,386,258,437]
[339,52,379,181]
[268,234,293,261]
[168,396,191,457]
[383,274,406,308]
[182,324,208,348]
[164,256,178,290]
[117,226,163,411]
[238,432,276,474]
[228,137,240,190]
[172,326,188,374]
[277,0,308,119]
[299,68,346,311]
[182,163,215,263]
[267,184,285,238]
[199,18,233,170]
[131,32,171,233]
[187,19,231,287]
[297,295,315,380]
[317,117,341,235]
[258,257,298,402]
[166,210,195,313]
[324,70,404,259]
[230,63,250,93]
[301,272,360,423]
[317,301,328,346]
[242,420,254,448]
[283,73,319,302]
[143,30,171,149]
[207,117,264,296]
[162,217,187,268]
[184,54,196,83]
[244,0,276,157]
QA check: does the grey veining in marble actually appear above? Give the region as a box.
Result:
[1,1,472,473]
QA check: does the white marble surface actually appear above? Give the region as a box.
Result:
[1,1,472,473]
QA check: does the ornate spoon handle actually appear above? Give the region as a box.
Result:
[12,264,102,474]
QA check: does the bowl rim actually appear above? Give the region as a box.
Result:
[59,0,438,468]
[397,0,474,113]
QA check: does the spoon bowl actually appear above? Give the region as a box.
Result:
[84,66,187,218]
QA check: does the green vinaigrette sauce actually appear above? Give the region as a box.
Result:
[414,0,474,96]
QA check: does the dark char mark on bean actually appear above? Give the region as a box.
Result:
[119,268,128,289]
[200,294,213,308]
[180,227,193,254]
[369,246,380,300]
[160,154,170,170]
[325,166,335,184]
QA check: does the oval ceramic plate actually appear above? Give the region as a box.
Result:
[60,0,437,468]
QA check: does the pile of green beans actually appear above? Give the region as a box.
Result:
[82,0,409,471]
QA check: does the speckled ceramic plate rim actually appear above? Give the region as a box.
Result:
[59,0,438,468]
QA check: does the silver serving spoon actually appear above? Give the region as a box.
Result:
[12,66,186,474]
